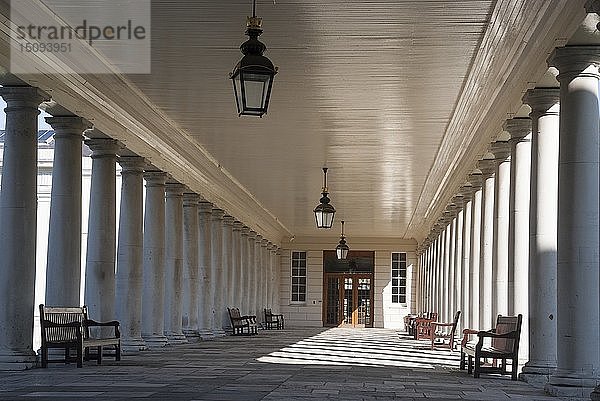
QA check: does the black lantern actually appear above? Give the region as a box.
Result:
[313,167,335,229]
[230,0,278,117]
[336,220,349,260]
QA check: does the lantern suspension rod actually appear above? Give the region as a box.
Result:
[322,167,328,192]
[340,220,345,237]
[252,0,256,18]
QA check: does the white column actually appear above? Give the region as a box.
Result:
[211,208,225,335]
[232,222,243,308]
[247,231,257,317]
[452,195,465,329]
[490,141,511,319]
[441,222,450,321]
[254,234,263,321]
[83,136,119,328]
[546,46,600,399]
[261,239,269,319]
[182,193,200,340]
[141,171,169,347]
[520,88,559,384]
[44,116,91,306]
[468,173,483,328]
[460,187,473,331]
[268,243,277,309]
[478,160,495,329]
[197,201,213,339]
[504,117,532,369]
[0,86,48,369]
[115,156,146,352]
[240,227,250,311]
[274,247,282,313]
[221,215,234,330]
[164,182,187,344]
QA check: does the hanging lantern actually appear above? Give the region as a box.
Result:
[336,220,349,260]
[313,167,336,228]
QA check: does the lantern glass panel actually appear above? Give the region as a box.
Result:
[242,71,270,110]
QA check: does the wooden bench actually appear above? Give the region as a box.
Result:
[264,308,284,330]
[430,310,461,350]
[39,304,121,368]
[460,314,522,380]
[415,312,438,340]
[228,307,258,335]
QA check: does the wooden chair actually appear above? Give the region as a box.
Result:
[430,311,461,350]
[39,304,121,368]
[228,307,258,335]
[415,312,438,340]
[264,308,284,330]
[460,314,522,380]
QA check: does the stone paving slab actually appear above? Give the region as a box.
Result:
[0,327,589,400]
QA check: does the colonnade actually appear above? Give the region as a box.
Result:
[417,42,600,399]
[0,86,281,369]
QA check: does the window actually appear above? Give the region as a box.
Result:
[291,251,307,302]
[391,252,407,304]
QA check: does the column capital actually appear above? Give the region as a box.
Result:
[165,182,186,197]
[255,234,263,243]
[198,201,213,214]
[118,156,145,174]
[211,208,225,221]
[223,215,235,226]
[183,193,200,206]
[45,116,91,137]
[143,171,167,187]
[241,226,250,236]
[459,184,475,198]
[233,221,243,231]
[467,172,483,189]
[522,88,560,115]
[503,117,532,141]
[261,238,269,247]
[85,138,120,158]
[548,46,600,81]
[477,159,496,178]
[490,141,511,162]
[248,230,257,240]
[451,194,465,207]
[0,86,49,109]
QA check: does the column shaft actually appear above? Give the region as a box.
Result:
[141,171,169,347]
[197,201,213,338]
[164,183,187,344]
[0,87,48,369]
[45,116,91,306]
[84,138,119,329]
[182,193,200,340]
[479,162,495,329]
[211,209,225,335]
[115,156,147,351]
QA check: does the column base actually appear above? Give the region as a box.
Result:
[0,350,37,370]
[199,329,215,340]
[545,369,598,398]
[165,332,188,345]
[121,337,148,353]
[519,363,556,387]
[142,334,170,348]
[590,385,600,401]
[212,329,227,337]
[183,329,201,343]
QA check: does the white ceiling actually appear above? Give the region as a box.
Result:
[0,0,590,244]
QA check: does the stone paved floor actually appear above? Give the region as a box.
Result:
[0,327,587,400]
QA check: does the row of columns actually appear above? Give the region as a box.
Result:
[0,86,282,369]
[417,44,600,399]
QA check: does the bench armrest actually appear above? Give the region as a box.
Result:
[42,320,82,328]
[85,319,119,327]
[477,330,518,340]
[433,322,455,327]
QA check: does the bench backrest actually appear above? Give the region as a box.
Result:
[491,314,522,353]
[449,310,461,336]
[228,307,245,327]
[39,304,88,344]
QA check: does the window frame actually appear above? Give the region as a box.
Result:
[391,252,407,305]
[290,250,307,304]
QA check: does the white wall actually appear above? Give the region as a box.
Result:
[279,236,417,328]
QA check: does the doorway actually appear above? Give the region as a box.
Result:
[322,251,374,328]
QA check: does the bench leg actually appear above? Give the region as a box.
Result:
[77,345,83,368]
[41,347,48,368]
[511,357,518,380]
[473,356,480,378]
[96,346,102,365]
[459,350,465,370]
[115,343,121,361]
[467,355,473,374]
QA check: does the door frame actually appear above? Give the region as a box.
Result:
[322,272,374,328]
